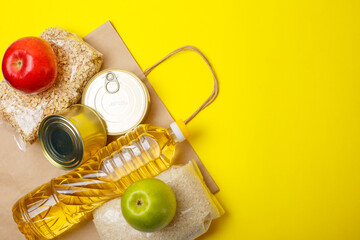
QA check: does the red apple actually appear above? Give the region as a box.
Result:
[2,37,57,94]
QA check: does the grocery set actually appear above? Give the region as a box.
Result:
[0,22,224,240]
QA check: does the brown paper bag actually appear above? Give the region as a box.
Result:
[0,21,219,240]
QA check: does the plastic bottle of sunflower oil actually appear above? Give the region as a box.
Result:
[12,121,190,240]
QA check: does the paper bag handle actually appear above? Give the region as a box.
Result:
[144,46,219,125]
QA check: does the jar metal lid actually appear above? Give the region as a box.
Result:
[82,69,150,135]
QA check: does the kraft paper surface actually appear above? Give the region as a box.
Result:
[0,21,219,240]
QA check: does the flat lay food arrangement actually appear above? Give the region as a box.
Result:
[0,23,223,240]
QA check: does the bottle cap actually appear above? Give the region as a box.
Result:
[170,120,191,142]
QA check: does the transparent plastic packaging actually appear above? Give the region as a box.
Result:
[12,123,185,240]
[0,27,103,148]
[93,161,225,240]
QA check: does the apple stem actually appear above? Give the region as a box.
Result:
[136,200,143,206]
[16,60,23,69]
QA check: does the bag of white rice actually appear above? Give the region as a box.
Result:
[93,161,224,240]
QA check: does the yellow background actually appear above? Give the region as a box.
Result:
[1,0,360,239]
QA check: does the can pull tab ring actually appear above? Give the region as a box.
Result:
[144,46,219,125]
[105,72,120,94]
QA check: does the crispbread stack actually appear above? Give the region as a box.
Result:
[0,27,103,144]
[93,161,224,240]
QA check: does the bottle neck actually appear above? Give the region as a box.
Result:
[167,128,180,144]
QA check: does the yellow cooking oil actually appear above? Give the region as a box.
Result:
[13,122,190,240]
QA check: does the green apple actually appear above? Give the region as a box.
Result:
[121,178,177,232]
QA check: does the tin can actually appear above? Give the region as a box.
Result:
[38,104,107,170]
[82,69,150,135]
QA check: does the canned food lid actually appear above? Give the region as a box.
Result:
[82,69,150,135]
[39,115,84,170]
